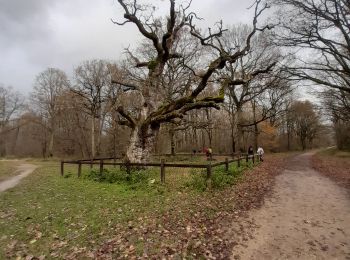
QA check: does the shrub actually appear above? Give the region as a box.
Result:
[186,162,249,191]
[84,167,158,186]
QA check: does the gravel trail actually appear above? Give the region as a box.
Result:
[232,152,350,260]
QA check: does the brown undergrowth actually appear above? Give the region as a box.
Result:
[312,149,350,191]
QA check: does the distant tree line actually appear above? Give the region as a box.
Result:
[1,0,347,160]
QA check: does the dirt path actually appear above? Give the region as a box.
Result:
[232,152,350,260]
[0,163,37,192]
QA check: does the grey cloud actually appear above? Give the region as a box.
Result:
[0,0,51,45]
[0,0,264,94]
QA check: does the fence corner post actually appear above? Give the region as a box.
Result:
[225,158,229,172]
[206,162,212,190]
[78,161,82,177]
[60,161,64,176]
[160,159,165,183]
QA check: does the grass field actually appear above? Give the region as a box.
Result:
[0,157,255,259]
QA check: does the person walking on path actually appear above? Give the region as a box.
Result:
[257,146,264,162]
[208,147,213,160]
[247,145,254,162]
[247,145,254,156]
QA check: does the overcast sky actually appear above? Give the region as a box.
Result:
[0,0,261,95]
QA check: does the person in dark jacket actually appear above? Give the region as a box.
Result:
[247,145,254,156]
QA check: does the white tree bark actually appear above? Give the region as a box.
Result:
[126,125,159,163]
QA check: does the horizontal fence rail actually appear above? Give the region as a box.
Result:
[60,154,262,187]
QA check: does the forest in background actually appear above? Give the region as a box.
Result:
[0,0,349,160]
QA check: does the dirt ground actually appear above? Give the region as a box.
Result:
[312,152,350,191]
[231,152,350,260]
[0,163,37,192]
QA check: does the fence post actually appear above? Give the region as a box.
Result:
[161,159,165,183]
[90,159,93,169]
[100,159,104,174]
[78,161,82,177]
[252,154,255,164]
[246,154,248,163]
[60,161,64,176]
[206,162,212,189]
[113,158,116,168]
[238,156,241,168]
[225,158,229,172]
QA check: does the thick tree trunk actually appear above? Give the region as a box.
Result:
[96,114,106,157]
[252,101,259,151]
[96,121,101,157]
[301,137,306,150]
[113,131,117,159]
[11,126,20,155]
[0,126,6,157]
[228,106,236,154]
[48,130,54,157]
[77,139,86,158]
[0,138,6,157]
[126,124,159,163]
[170,130,175,156]
[287,131,291,151]
[193,128,198,149]
[236,107,244,153]
[41,137,47,159]
[74,111,89,158]
[207,130,213,147]
[201,129,206,150]
[205,109,213,147]
[231,127,236,154]
[254,124,259,151]
[91,117,95,159]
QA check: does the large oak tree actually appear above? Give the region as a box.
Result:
[111,0,271,163]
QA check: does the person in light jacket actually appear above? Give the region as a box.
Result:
[257,147,264,162]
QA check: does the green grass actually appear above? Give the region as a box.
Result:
[0,162,171,258]
[0,160,21,182]
[317,147,350,158]
[0,158,258,258]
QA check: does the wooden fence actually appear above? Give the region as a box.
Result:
[60,154,261,186]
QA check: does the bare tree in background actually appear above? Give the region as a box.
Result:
[31,68,70,157]
[273,0,350,94]
[273,0,350,150]
[111,0,271,163]
[289,100,320,150]
[221,25,281,152]
[242,77,294,151]
[321,89,350,149]
[0,85,24,157]
[72,59,114,159]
